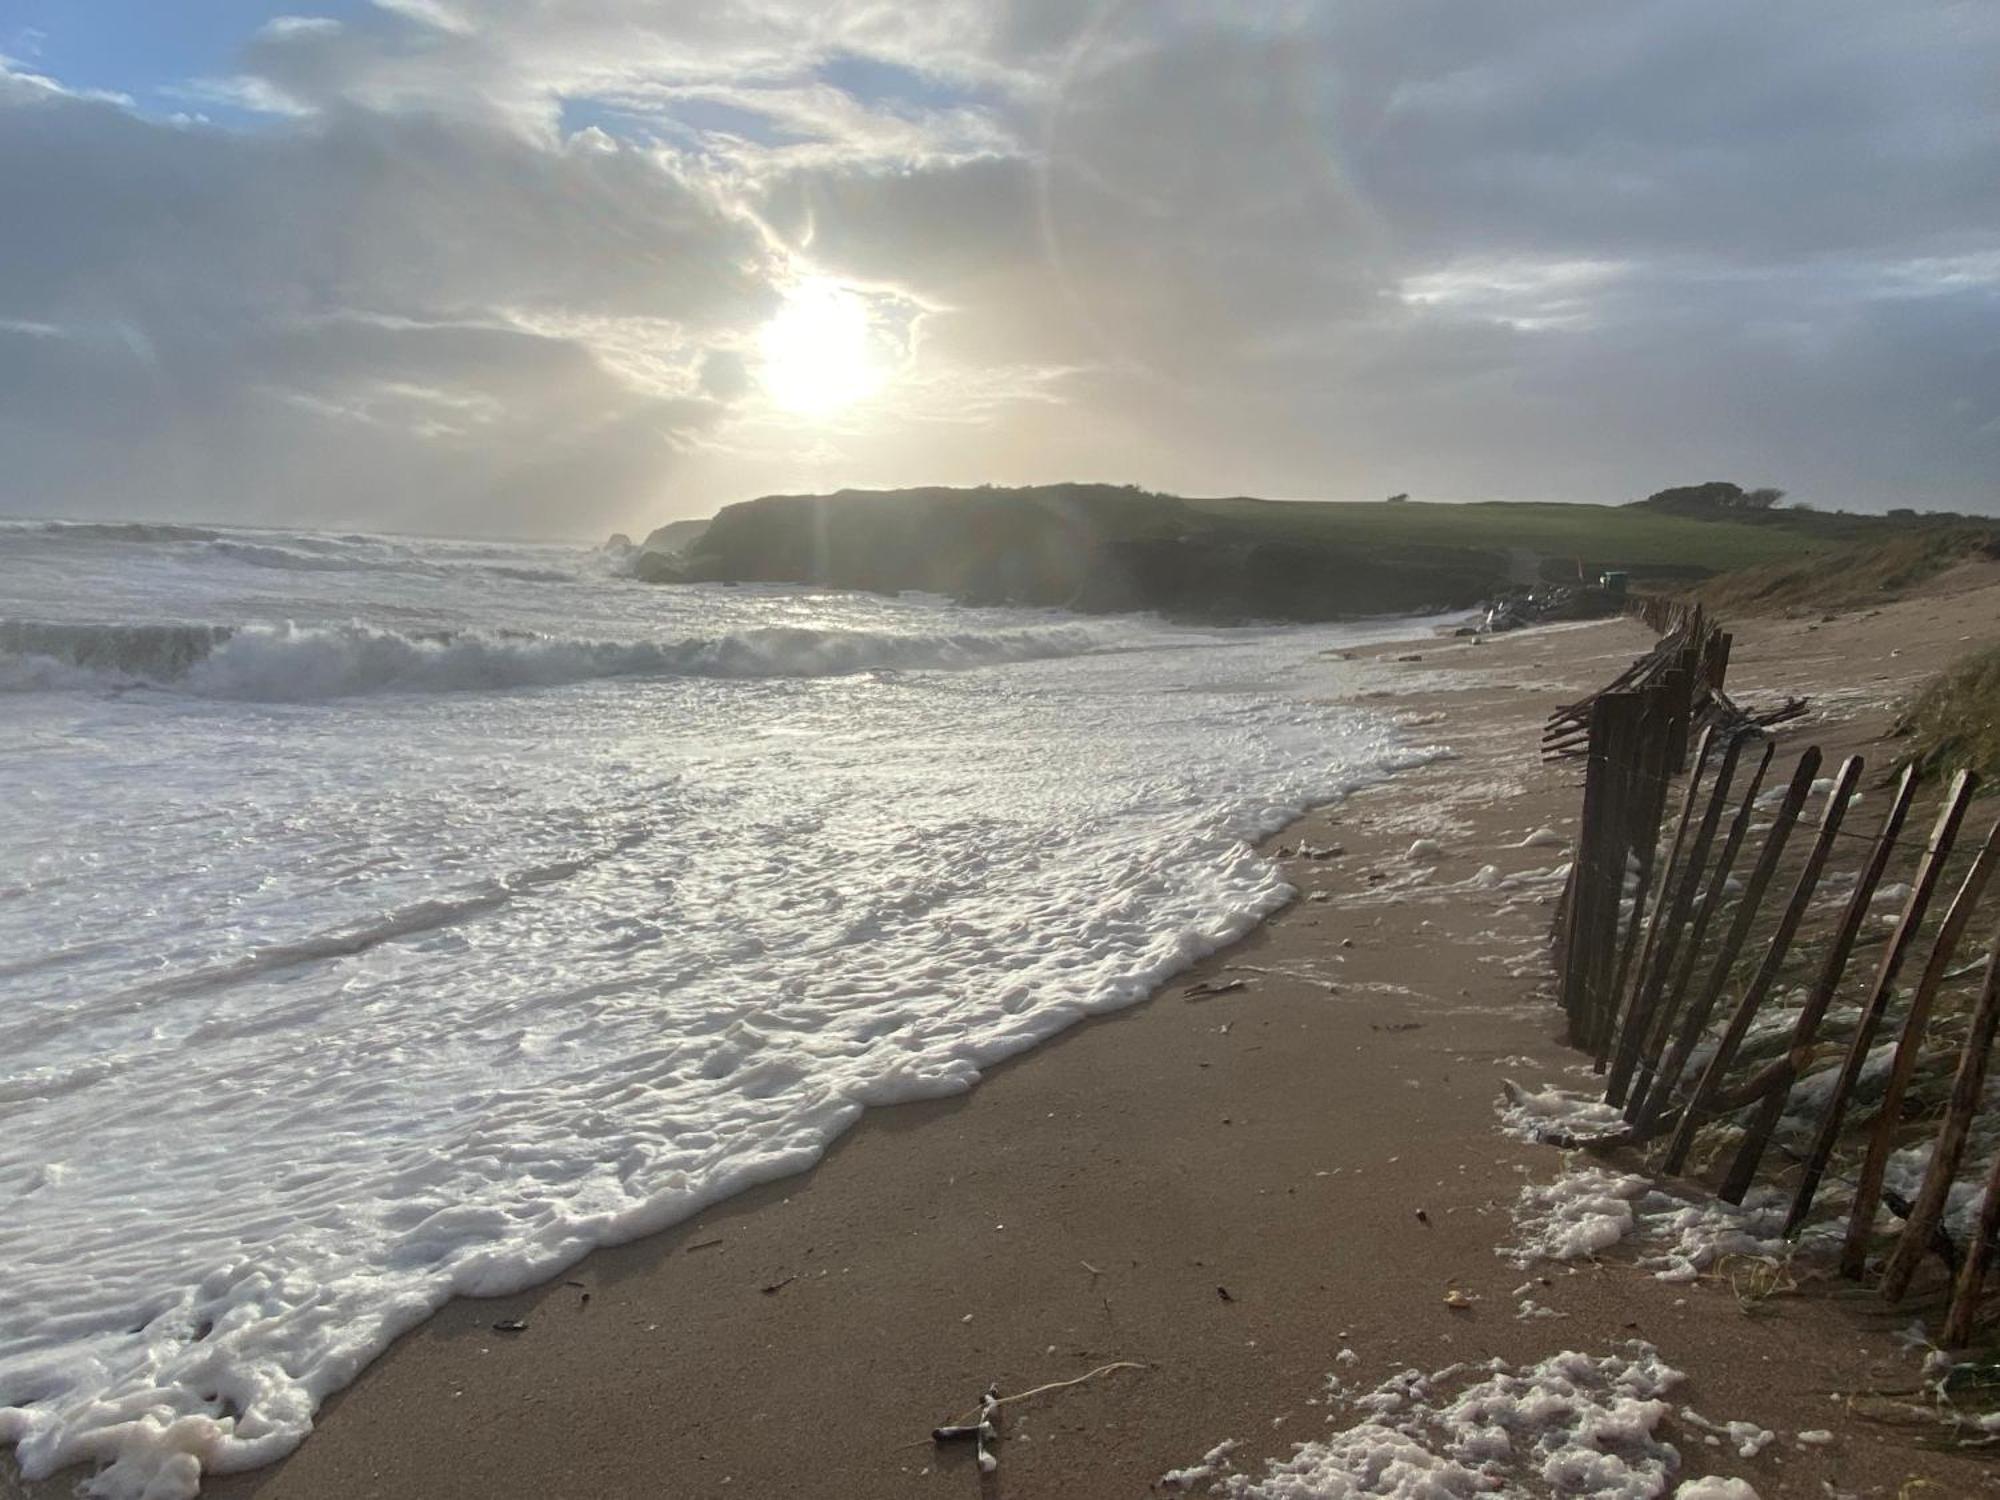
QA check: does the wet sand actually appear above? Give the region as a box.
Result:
[17,576,2000,1499]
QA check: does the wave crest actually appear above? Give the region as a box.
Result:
[0,618,1104,700]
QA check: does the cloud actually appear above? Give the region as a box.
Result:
[0,1,1996,534]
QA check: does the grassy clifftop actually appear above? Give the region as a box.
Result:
[642,483,1980,622]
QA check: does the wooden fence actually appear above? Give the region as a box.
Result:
[1547,611,2000,1347]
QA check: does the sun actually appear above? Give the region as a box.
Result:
[757,278,882,416]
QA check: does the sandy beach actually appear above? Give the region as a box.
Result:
[15,576,2000,1500]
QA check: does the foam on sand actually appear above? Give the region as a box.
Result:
[1166,1343,1765,1498]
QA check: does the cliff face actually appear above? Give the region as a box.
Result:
[656,485,1501,621]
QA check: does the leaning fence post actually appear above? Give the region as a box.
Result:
[1607,728,1738,1106]
[1880,937,2000,1301]
[1596,687,1677,1070]
[1840,810,2000,1278]
[1786,770,1978,1239]
[1627,737,1776,1128]
[1604,725,1716,1091]
[1559,695,1619,1045]
[1581,693,1645,1054]
[1941,1140,2000,1347]
[1721,766,1922,1203]
[1648,747,1823,1165]
[1662,754,1860,1174]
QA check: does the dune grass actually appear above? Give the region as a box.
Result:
[1689,527,1998,616]
[1898,641,2000,787]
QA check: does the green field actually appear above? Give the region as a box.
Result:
[1180,496,1881,579]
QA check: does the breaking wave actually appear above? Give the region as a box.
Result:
[9,520,226,544]
[0,618,1107,700]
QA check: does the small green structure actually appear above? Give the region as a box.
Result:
[1599,569,1629,598]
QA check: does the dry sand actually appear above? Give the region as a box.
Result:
[17,576,2000,1500]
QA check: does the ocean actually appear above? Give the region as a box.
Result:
[0,519,1442,1497]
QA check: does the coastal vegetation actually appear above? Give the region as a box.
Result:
[1689,526,2000,616]
[1898,642,2000,786]
[629,481,1992,623]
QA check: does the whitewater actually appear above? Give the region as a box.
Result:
[0,519,1445,1498]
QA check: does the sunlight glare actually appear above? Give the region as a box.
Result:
[757,279,881,416]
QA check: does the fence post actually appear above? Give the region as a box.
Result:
[1840,810,2000,1278]
[1721,765,1921,1202]
[1628,738,1776,1129]
[1650,747,1823,1168]
[1663,756,1861,1172]
[1881,938,2000,1301]
[1559,694,1620,1045]
[1942,1142,2000,1347]
[1786,770,1978,1238]
[1607,728,1735,1105]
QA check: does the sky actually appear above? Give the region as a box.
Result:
[1,2,1996,539]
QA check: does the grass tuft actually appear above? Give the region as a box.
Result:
[1897,643,2000,786]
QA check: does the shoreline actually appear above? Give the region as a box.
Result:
[13,590,2000,1498]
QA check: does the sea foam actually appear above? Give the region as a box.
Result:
[0,522,1449,1497]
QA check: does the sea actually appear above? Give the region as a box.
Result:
[0,519,1446,1498]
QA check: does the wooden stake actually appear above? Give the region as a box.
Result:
[1785,770,1978,1239]
[1559,695,1619,1045]
[1581,694,1644,1054]
[1627,737,1775,1127]
[1650,747,1824,1169]
[1608,736,1736,1112]
[1840,810,2000,1278]
[1605,726,1720,1099]
[1941,1140,2000,1347]
[1880,937,2000,1301]
[1663,754,1860,1174]
[1596,686,1679,1070]
[1720,766,1921,1203]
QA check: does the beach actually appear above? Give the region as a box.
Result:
[63,568,1970,1497]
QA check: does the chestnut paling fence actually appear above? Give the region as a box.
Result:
[1546,604,2000,1347]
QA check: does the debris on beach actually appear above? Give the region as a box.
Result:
[491,1319,528,1333]
[932,1382,1002,1474]
[930,1363,1149,1476]
[1183,978,1248,1000]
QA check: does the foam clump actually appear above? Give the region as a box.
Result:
[1501,1158,1796,1283]
[1185,1344,1691,1498]
[1495,1081,1628,1144]
[1673,1479,1760,1499]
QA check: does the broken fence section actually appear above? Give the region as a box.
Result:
[1545,612,1999,1346]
